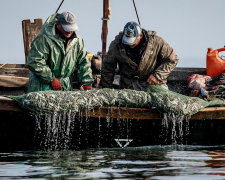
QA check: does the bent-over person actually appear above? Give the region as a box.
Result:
[27,11,93,93]
[100,21,178,91]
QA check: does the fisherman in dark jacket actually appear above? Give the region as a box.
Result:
[100,21,179,91]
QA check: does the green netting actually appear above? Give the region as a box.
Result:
[147,85,223,116]
[11,85,224,117]
[205,85,225,101]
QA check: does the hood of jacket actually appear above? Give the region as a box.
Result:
[42,13,58,37]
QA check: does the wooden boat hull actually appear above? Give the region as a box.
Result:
[0,66,225,150]
[1,96,225,151]
[1,109,225,151]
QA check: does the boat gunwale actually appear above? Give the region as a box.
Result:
[0,96,224,120]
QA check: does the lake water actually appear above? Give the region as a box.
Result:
[1,145,225,179]
[2,107,225,179]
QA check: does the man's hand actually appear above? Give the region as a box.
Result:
[83,85,93,90]
[51,78,62,90]
[147,74,159,85]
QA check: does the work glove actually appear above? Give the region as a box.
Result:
[51,78,62,90]
[83,85,93,90]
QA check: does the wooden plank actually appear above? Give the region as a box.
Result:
[0,96,23,112]
[0,66,206,81]
[84,107,225,120]
[191,107,225,120]
[22,19,43,63]
[0,75,28,88]
[0,96,224,120]
[168,67,206,81]
[0,64,26,68]
[0,68,29,77]
[0,63,8,69]
[84,106,161,120]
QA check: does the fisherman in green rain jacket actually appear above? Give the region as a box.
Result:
[27,11,93,93]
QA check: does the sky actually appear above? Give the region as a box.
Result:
[0,0,225,67]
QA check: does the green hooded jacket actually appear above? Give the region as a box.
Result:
[100,30,179,89]
[27,13,93,93]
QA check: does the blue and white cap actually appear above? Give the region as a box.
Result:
[58,11,79,32]
[122,21,142,45]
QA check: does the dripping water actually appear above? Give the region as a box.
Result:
[162,113,190,144]
[34,112,76,151]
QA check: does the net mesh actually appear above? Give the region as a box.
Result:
[147,85,223,116]
[11,85,224,117]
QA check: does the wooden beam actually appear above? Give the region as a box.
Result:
[0,64,26,68]
[0,75,28,88]
[0,65,206,81]
[102,0,110,60]
[0,96,224,120]
[84,106,161,120]
[0,96,24,112]
[0,68,29,77]
[191,107,225,120]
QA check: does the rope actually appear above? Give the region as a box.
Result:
[132,0,141,26]
[55,0,65,13]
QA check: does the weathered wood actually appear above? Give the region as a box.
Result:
[0,64,26,68]
[0,68,29,77]
[83,106,225,120]
[0,96,23,112]
[0,76,28,88]
[86,106,161,120]
[0,63,8,69]
[0,87,27,96]
[22,19,43,63]
[0,65,206,81]
[0,96,224,120]
[102,0,110,60]
[168,67,206,81]
[191,107,225,120]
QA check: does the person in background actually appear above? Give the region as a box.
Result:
[100,21,178,91]
[27,11,93,93]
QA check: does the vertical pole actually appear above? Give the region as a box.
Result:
[102,0,109,60]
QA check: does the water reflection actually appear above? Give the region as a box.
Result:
[205,151,225,177]
[1,146,225,179]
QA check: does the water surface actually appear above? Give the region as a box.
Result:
[1,145,225,179]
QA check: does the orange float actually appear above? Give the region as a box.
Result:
[207,47,225,77]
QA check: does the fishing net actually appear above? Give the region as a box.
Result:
[11,85,224,117]
[202,85,225,101]
[12,88,151,115]
[146,85,223,116]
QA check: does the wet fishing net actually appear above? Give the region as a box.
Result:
[11,85,224,117]
[147,85,223,116]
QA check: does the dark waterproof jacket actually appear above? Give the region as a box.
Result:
[100,30,179,89]
[27,13,93,93]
